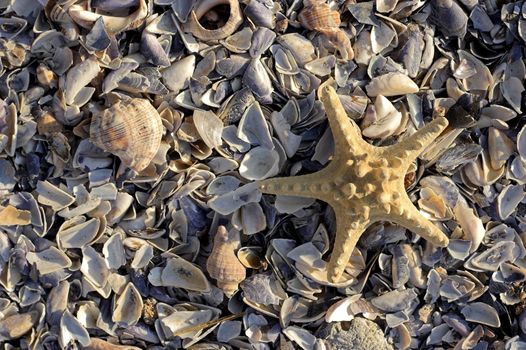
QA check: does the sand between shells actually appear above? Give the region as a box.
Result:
[1,0,526,349]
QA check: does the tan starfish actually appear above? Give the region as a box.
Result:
[258,83,450,283]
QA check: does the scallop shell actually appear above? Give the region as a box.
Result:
[206,226,246,297]
[89,99,163,172]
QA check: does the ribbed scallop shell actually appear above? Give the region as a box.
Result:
[298,2,341,31]
[89,98,163,172]
[206,226,246,297]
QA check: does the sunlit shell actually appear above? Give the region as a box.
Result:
[89,99,163,172]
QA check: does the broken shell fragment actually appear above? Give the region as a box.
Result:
[183,0,243,41]
[89,99,163,172]
[112,282,143,327]
[366,73,419,97]
[206,226,246,297]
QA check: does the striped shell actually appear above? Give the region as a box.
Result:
[206,226,246,297]
[298,2,341,31]
[89,99,163,172]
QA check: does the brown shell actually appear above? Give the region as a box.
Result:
[206,226,246,297]
[298,2,341,31]
[89,98,163,172]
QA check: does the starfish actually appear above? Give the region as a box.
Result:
[258,83,450,283]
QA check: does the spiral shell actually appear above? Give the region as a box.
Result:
[89,98,163,172]
[206,226,246,297]
[298,1,341,31]
[298,1,353,59]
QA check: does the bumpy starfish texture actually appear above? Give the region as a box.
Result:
[258,84,450,283]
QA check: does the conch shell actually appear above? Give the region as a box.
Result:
[183,0,243,41]
[298,0,354,60]
[206,226,246,297]
[89,98,163,172]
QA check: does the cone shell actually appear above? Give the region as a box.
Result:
[298,2,341,31]
[206,226,246,297]
[89,98,163,172]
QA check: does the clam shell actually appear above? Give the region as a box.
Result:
[90,99,163,172]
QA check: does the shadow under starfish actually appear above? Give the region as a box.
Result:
[257,82,450,283]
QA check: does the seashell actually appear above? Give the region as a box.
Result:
[68,0,147,34]
[81,246,110,288]
[141,32,170,67]
[217,87,255,124]
[467,241,518,272]
[162,55,195,93]
[0,205,31,226]
[488,128,514,170]
[454,202,484,253]
[89,99,163,172]
[461,302,501,328]
[0,311,38,341]
[60,310,91,348]
[183,0,243,41]
[242,58,273,103]
[361,95,402,140]
[365,72,419,97]
[283,326,317,350]
[371,289,418,313]
[112,282,143,327]
[376,0,399,13]
[45,2,79,41]
[193,110,224,149]
[26,246,72,275]
[222,27,253,53]
[496,184,524,220]
[237,101,273,148]
[501,77,524,114]
[239,146,280,181]
[276,33,316,67]
[206,226,246,297]
[154,256,210,292]
[430,0,468,38]
[237,202,267,235]
[298,1,341,32]
[208,182,262,215]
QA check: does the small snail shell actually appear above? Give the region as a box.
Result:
[206,226,246,297]
[89,98,163,172]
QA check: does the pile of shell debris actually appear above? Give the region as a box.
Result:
[1,0,526,349]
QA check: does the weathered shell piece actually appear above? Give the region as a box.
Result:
[206,226,246,297]
[89,99,163,172]
[183,0,243,41]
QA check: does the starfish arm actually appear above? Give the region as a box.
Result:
[387,117,449,164]
[327,210,369,282]
[388,193,449,248]
[258,161,340,200]
[318,83,370,154]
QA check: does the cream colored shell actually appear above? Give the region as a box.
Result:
[90,98,163,172]
[206,226,246,297]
